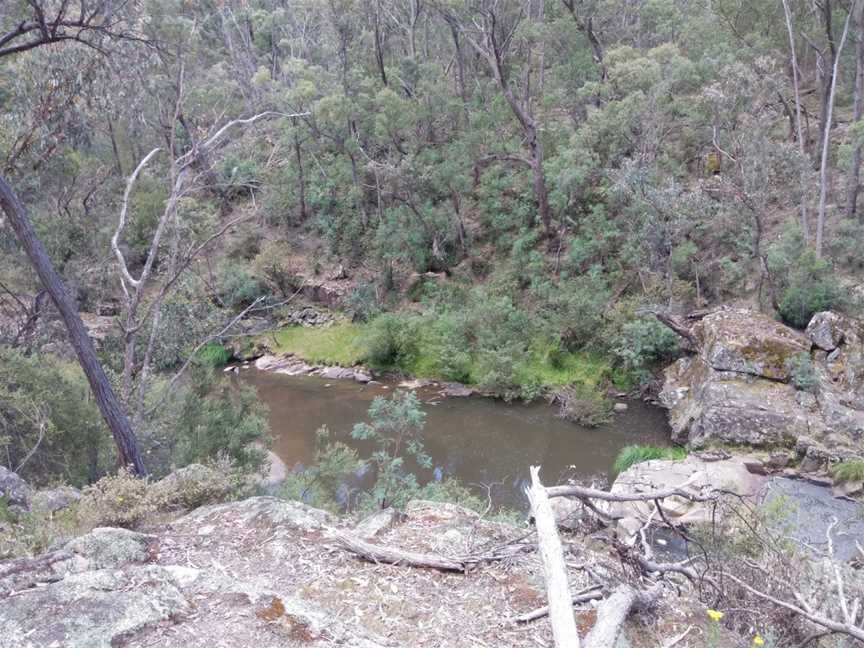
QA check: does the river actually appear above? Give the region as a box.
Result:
[238,368,673,509]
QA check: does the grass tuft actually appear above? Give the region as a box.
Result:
[267,323,365,366]
[831,459,864,484]
[613,444,688,475]
[196,342,232,367]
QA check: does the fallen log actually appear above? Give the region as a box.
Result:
[333,532,465,571]
[526,465,581,647]
[583,584,660,648]
[515,585,604,623]
[545,475,710,504]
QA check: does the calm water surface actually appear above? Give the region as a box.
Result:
[239,368,672,508]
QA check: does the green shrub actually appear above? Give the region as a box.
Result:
[613,444,688,474]
[77,468,154,528]
[768,244,845,329]
[612,317,680,382]
[148,459,240,510]
[786,352,817,392]
[219,263,266,308]
[221,154,260,198]
[555,384,613,427]
[195,342,231,367]
[831,460,864,484]
[352,391,431,510]
[0,348,112,486]
[362,313,419,368]
[173,366,269,475]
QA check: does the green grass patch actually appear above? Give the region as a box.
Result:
[613,444,688,475]
[195,342,231,367]
[266,323,365,366]
[831,459,864,484]
[521,349,610,389]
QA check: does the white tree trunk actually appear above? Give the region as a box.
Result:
[817,7,854,256]
[526,466,581,648]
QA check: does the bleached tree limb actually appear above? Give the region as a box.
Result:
[526,465,581,648]
[720,571,864,642]
[583,584,660,648]
[333,532,465,571]
[816,5,854,256]
[112,147,160,295]
[545,474,705,503]
[515,585,603,623]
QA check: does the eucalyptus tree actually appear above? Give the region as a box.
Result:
[0,0,148,474]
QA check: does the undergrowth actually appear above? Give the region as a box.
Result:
[831,459,864,484]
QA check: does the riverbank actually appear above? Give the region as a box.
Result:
[237,313,621,403]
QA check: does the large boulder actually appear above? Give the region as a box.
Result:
[605,457,768,544]
[0,565,190,648]
[31,486,81,514]
[0,467,32,513]
[661,356,813,447]
[659,309,864,461]
[692,308,810,381]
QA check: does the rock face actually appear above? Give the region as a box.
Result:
[0,467,32,513]
[0,496,623,648]
[606,457,767,544]
[659,309,864,465]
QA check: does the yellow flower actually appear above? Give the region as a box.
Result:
[707,609,724,622]
[753,635,765,646]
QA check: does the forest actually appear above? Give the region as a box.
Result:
[1,1,864,646]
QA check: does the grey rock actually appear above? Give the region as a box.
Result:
[806,311,845,351]
[0,565,189,648]
[607,457,767,545]
[354,370,373,384]
[693,308,809,381]
[659,309,864,460]
[31,486,81,513]
[354,508,403,539]
[613,402,629,413]
[442,382,475,397]
[550,496,583,531]
[64,527,151,571]
[0,466,32,511]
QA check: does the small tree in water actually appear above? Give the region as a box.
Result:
[351,391,431,509]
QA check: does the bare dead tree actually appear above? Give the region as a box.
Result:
[0,0,146,58]
[816,4,854,257]
[112,99,309,421]
[781,0,811,239]
[847,4,864,219]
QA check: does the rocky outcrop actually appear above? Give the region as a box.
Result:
[605,456,767,544]
[659,309,864,465]
[0,467,32,513]
[0,497,619,648]
[254,353,374,384]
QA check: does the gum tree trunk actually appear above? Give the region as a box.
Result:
[0,173,146,475]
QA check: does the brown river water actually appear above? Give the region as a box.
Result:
[237,368,673,509]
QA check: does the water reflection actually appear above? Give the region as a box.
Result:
[238,369,673,508]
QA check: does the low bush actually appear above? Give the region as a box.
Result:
[786,353,817,392]
[831,459,864,484]
[612,317,680,383]
[555,384,613,427]
[613,444,688,474]
[195,342,231,367]
[77,468,154,528]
